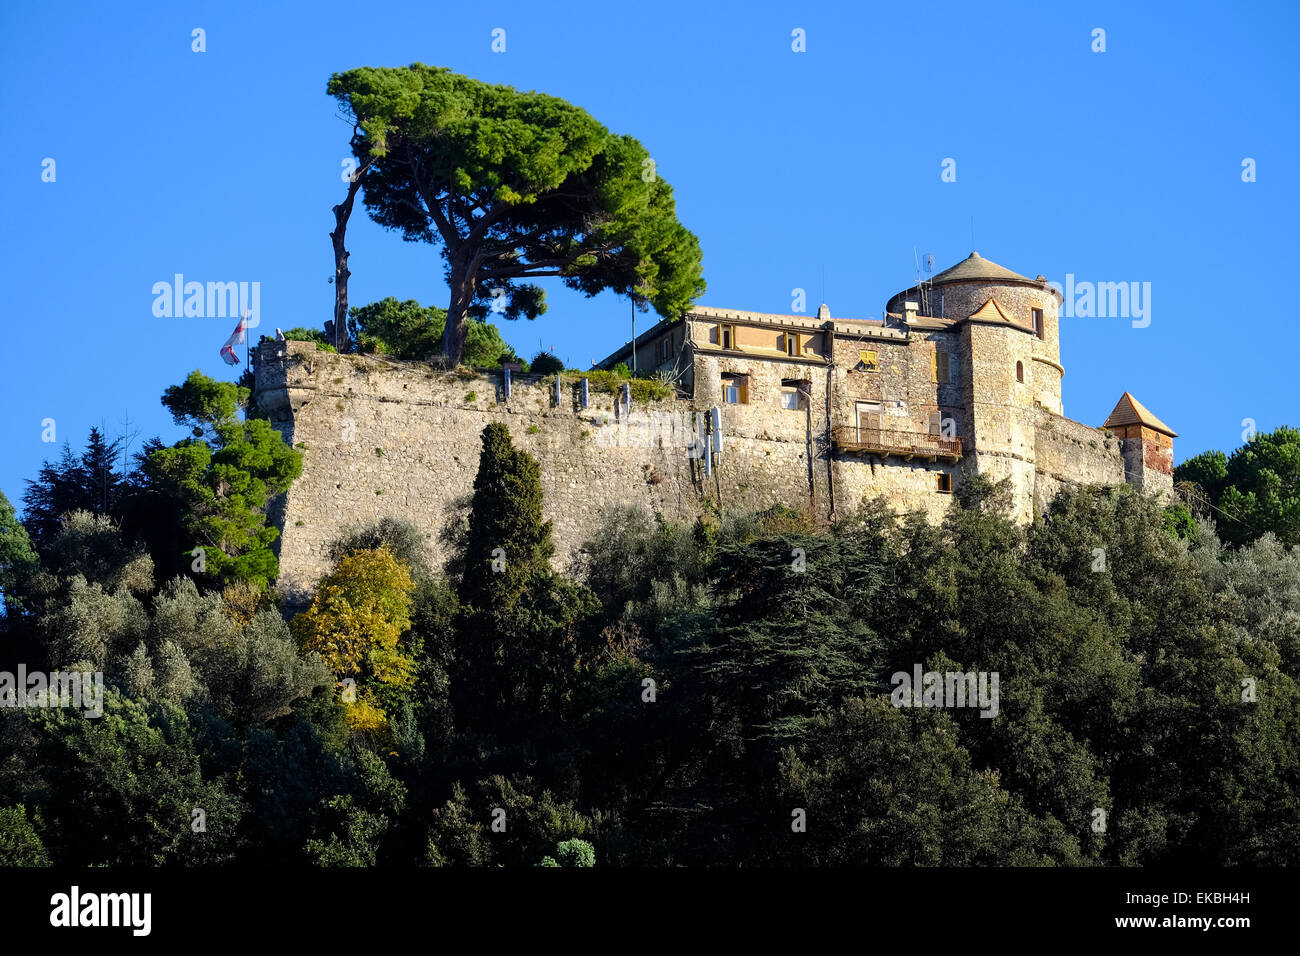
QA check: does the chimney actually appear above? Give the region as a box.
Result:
[903,300,918,325]
[817,303,831,320]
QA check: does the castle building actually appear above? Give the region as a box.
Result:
[595,251,1175,524]
[257,252,1176,602]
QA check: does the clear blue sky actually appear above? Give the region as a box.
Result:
[3,0,1296,507]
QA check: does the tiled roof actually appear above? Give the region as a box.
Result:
[967,297,1014,325]
[1103,391,1177,437]
[931,251,1034,285]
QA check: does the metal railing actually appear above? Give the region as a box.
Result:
[832,425,963,461]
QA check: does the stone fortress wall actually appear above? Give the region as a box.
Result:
[255,332,1137,604]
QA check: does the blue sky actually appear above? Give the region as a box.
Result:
[2,0,1296,506]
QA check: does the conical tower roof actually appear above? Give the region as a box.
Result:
[1103,392,1177,437]
[930,251,1033,285]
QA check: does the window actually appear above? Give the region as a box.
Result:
[716,324,738,350]
[1016,360,1024,383]
[784,332,803,356]
[1031,308,1044,339]
[932,350,951,384]
[722,373,749,404]
[780,379,809,411]
[859,349,878,371]
[655,335,675,365]
[936,473,952,494]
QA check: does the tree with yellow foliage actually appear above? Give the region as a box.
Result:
[292,546,416,734]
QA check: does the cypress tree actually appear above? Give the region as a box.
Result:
[462,423,554,614]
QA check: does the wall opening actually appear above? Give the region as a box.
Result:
[781,378,810,411]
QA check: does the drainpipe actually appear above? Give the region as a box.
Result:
[823,318,836,522]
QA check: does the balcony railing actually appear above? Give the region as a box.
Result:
[832,425,963,461]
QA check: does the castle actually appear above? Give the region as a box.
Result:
[256,252,1175,603]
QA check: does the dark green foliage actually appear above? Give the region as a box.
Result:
[529,350,564,375]
[22,427,123,548]
[0,805,50,865]
[553,837,595,867]
[305,748,407,866]
[331,516,432,579]
[327,65,704,365]
[425,775,593,867]
[1163,502,1199,542]
[781,698,1078,865]
[279,328,337,352]
[347,297,516,365]
[461,423,555,612]
[0,491,38,616]
[1176,448,1229,504]
[148,371,302,588]
[3,409,1299,866]
[21,689,246,865]
[453,424,601,734]
[1175,426,1300,546]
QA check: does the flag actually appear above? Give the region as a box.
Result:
[219,313,248,366]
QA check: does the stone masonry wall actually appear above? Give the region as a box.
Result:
[258,341,837,604]
[257,330,1162,603]
[1032,408,1127,516]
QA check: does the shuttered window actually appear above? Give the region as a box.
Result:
[722,374,749,404]
[933,351,951,384]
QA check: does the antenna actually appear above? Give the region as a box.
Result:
[913,247,932,316]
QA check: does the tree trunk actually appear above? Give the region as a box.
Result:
[329,162,369,353]
[443,267,476,367]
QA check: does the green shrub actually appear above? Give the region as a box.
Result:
[0,806,50,866]
[574,369,673,402]
[280,328,338,353]
[531,351,565,375]
[555,838,596,867]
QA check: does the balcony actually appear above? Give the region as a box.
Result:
[832,425,963,462]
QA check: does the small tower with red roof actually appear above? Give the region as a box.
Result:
[1103,392,1177,496]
